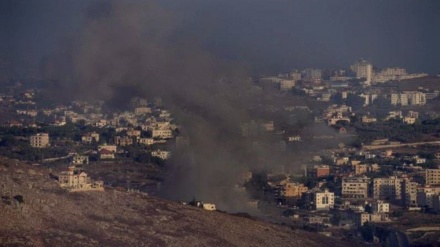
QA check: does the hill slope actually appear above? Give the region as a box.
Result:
[0,158,348,247]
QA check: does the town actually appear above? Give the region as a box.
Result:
[0,58,439,245]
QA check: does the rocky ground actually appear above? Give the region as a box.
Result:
[0,157,350,247]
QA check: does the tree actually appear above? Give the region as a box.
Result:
[361,222,375,242]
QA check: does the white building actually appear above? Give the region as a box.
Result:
[351,59,373,85]
[372,200,389,213]
[313,189,334,211]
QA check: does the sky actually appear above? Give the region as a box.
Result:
[1,0,440,75]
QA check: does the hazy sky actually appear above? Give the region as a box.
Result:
[1,0,440,74]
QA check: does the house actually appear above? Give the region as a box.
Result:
[151,150,171,160]
[138,138,154,145]
[58,166,104,192]
[82,132,100,144]
[72,155,89,165]
[152,129,173,139]
[98,144,117,153]
[126,129,141,138]
[99,149,115,159]
[114,136,133,146]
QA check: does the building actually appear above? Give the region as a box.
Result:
[138,138,154,145]
[417,186,440,208]
[373,177,403,201]
[151,150,171,160]
[81,132,100,144]
[30,133,49,148]
[278,182,308,198]
[99,149,115,159]
[354,212,389,227]
[372,200,389,213]
[114,136,133,146]
[98,144,117,153]
[402,179,418,206]
[312,165,330,178]
[342,177,370,199]
[303,69,322,82]
[72,155,89,165]
[351,59,373,85]
[425,169,440,185]
[303,189,334,211]
[58,166,104,192]
[152,129,173,139]
[280,80,296,91]
[403,117,417,125]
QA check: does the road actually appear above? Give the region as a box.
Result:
[362,140,440,150]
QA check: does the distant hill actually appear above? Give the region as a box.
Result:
[0,158,349,247]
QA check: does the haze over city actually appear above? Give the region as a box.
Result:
[0,1,440,246]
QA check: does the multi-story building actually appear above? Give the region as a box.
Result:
[417,186,440,208]
[30,133,49,148]
[425,169,440,185]
[58,166,104,192]
[402,179,419,207]
[351,59,373,85]
[303,189,334,211]
[391,92,426,106]
[342,177,370,199]
[373,176,403,201]
[312,165,330,178]
[303,69,322,82]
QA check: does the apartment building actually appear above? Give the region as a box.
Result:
[342,177,370,199]
[426,169,440,186]
[373,176,403,201]
[30,133,49,148]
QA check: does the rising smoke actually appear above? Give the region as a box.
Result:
[42,1,293,212]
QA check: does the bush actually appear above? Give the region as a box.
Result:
[13,195,24,204]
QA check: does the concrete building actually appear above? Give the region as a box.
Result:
[72,155,89,165]
[373,176,403,201]
[58,166,104,192]
[342,177,370,199]
[30,133,49,148]
[417,186,440,208]
[152,129,173,139]
[312,165,330,178]
[372,200,389,213]
[402,179,418,207]
[114,136,133,146]
[278,182,308,198]
[425,169,440,185]
[138,138,154,145]
[81,132,100,144]
[98,144,117,153]
[351,59,373,85]
[151,150,171,160]
[304,189,334,211]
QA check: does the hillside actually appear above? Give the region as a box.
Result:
[0,158,349,247]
